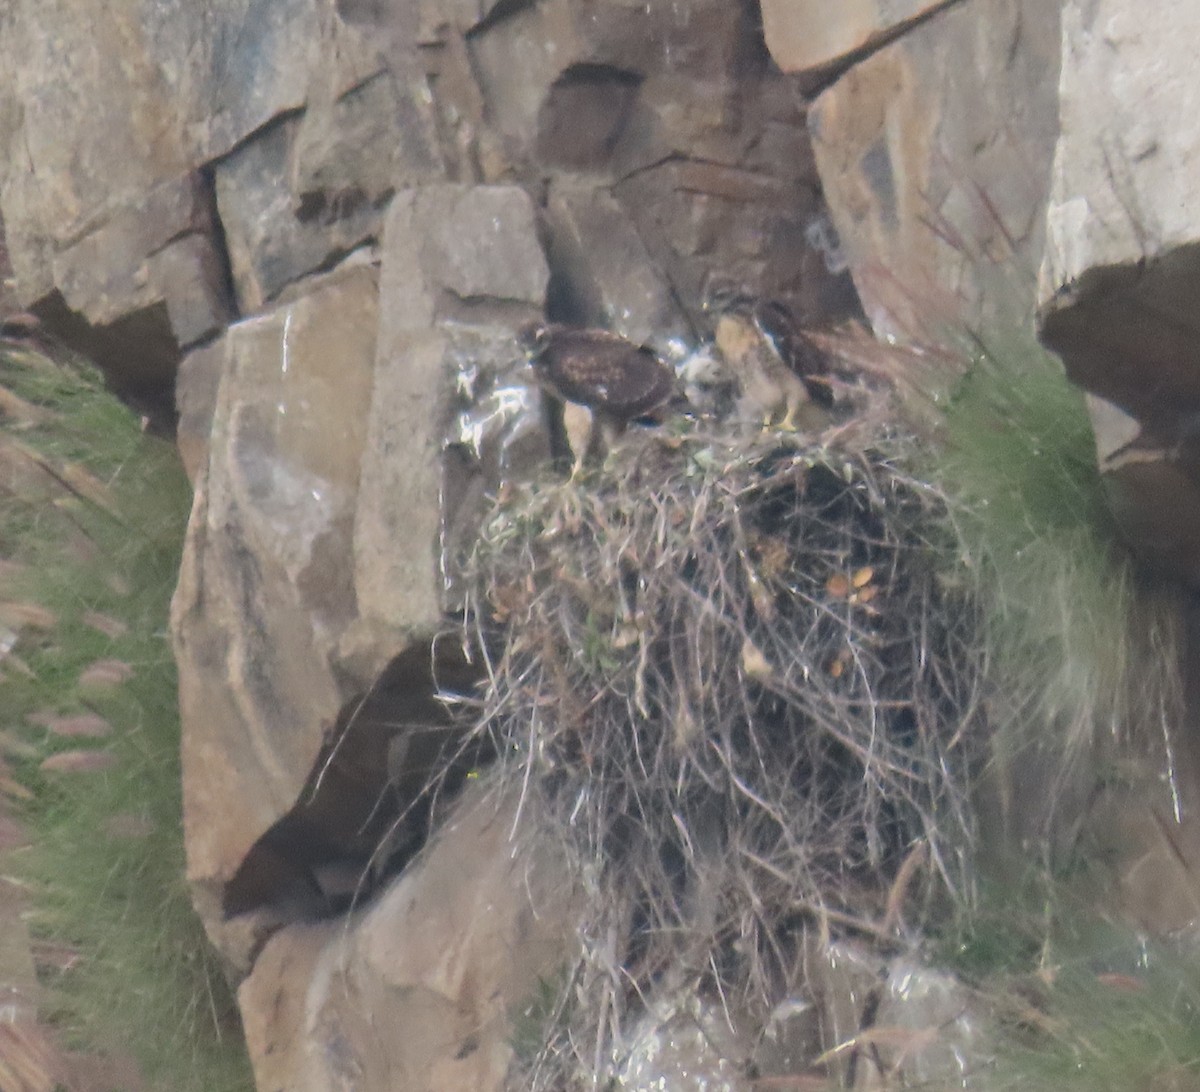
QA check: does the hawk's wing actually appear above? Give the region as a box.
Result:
[534,327,673,419]
[753,303,832,407]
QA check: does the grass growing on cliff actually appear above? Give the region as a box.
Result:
[933,333,1182,857]
[920,336,1191,1088]
[940,340,1123,727]
[937,885,1200,1091]
[0,345,252,1090]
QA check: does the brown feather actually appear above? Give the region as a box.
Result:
[521,323,674,424]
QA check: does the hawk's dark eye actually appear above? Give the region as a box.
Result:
[517,321,551,355]
[702,280,749,316]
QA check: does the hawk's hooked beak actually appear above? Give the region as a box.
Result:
[516,320,551,357]
[515,321,551,387]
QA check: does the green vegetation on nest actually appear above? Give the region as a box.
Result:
[0,346,251,1090]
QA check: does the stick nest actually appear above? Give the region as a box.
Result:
[462,423,986,1086]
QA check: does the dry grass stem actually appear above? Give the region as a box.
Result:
[460,421,987,1087]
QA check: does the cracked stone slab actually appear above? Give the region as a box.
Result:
[351,184,548,660]
[172,263,379,958]
[761,0,960,77]
[1039,0,1200,431]
[238,787,575,1092]
[809,0,1062,341]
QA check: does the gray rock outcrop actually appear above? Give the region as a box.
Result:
[9,0,1200,1087]
[26,0,852,1080]
[1039,0,1200,586]
[238,788,574,1092]
[804,0,1062,340]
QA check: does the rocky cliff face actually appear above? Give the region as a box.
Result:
[5,0,1200,1087]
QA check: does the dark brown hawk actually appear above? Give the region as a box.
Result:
[519,321,675,470]
[704,288,832,431]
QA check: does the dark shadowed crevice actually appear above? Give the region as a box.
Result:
[793,0,968,99]
[195,165,242,325]
[222,640,487,924]
[334,0,387,25]
[464,0,539,40]
[732,0,774,79]
[544,268,589,326]
[30,292,180,430]
[535,64,644,171]
[202,105,306,175]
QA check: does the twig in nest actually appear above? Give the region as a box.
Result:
[459,424,985,1089]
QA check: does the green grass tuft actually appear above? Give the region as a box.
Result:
[0,346,251,1090]
[922,334,1193,1086]
[937,886,1200,1091]
[932,335,1179,804]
